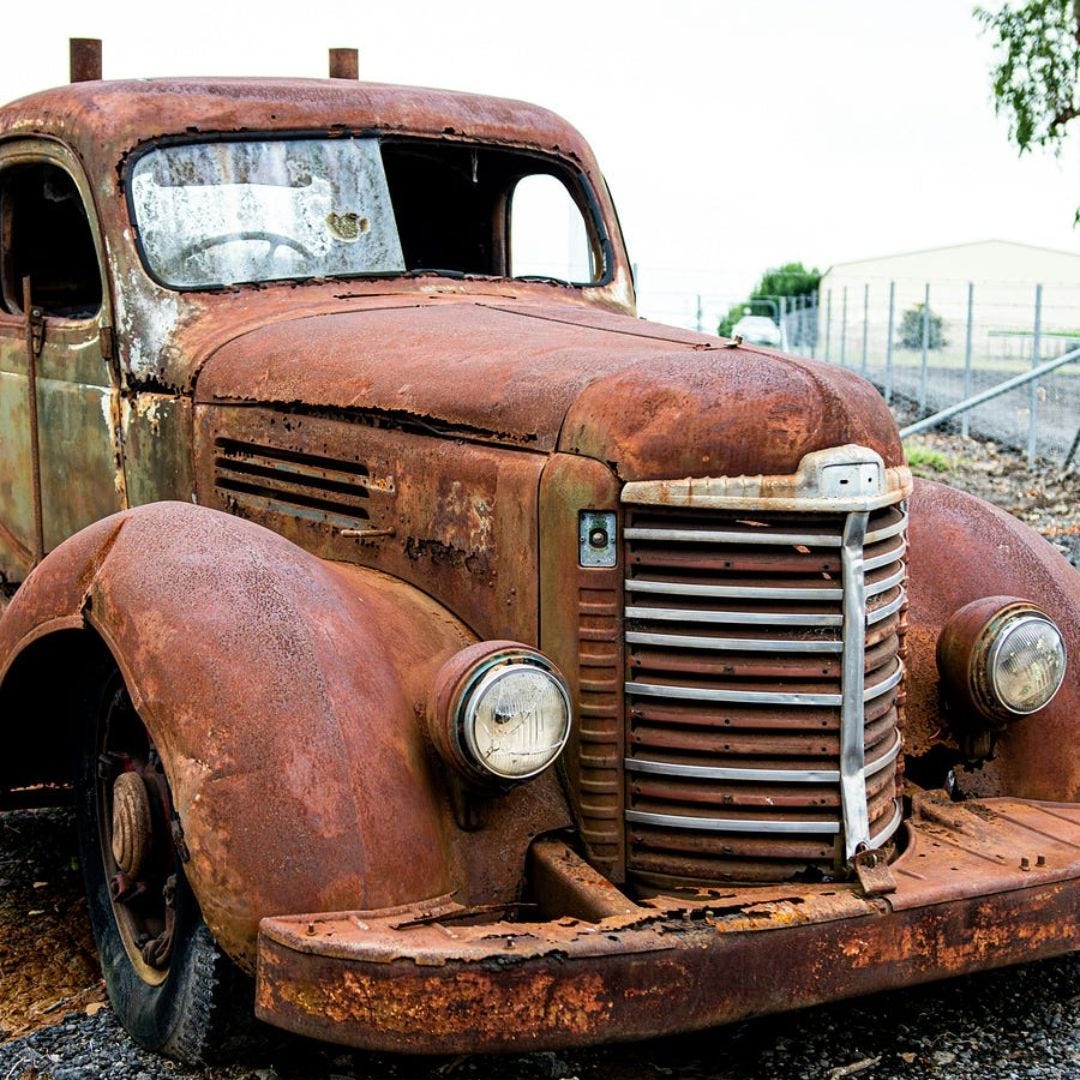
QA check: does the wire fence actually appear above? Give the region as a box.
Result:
[629,267,1078,465]
[795,279,1080,465]
[635,268,821,348]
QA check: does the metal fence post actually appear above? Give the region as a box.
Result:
[1029,284,1042,464]
[861,283,869,376]
[695,294,703,333]
[810,294,818,359]
[901,344,1080,438]
[825,289,832,362]
[840,286,848,367]
[1066,423,1080,469]
[919,283,930,413]
[885,281,895,405]
[961,282,974,438]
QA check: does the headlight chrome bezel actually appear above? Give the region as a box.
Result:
[938,596,1068,726]
[429,642,573,785]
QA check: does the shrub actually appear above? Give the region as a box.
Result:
[898,303,946,349]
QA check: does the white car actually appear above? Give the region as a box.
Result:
[731,313,782,347]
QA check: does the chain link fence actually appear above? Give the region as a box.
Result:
[798,279,1080,465]
[624,268,1077,465]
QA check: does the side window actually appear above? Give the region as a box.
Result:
[509,174,599,285]
[0,162,102,318]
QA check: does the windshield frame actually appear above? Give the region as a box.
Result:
[123,130,615,293]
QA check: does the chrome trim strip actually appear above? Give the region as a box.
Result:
[626,579,844,601]
[623,731,901,788]
[625,630,844,654]
[865,567,907,598]
[626,680,842,706]
[840,511,871,861]
[864,516,906,544]
[867,590,906,625]
[625,758,840,783]
[625,809,841,835]
[625,607,844,627]
[866,799,903,850]
[864,661,904,701]
[864,731,903,778]
[624,527,843,547]
[864,540,907,571]
[624,661,900,707]
[621,492,904,514]
[619,448,912,512]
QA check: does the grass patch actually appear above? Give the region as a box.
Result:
[906,447,952,474]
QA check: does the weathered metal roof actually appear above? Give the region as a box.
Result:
[0,77,595,173]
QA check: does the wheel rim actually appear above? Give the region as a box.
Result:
[95,680,177,986]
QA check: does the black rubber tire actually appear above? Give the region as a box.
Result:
[75,667,253,1064]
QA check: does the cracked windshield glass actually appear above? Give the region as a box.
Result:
[130,138,406,287]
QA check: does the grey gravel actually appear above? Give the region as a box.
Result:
[0,948,1077,1079]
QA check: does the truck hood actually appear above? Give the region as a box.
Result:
[195,300,903,481]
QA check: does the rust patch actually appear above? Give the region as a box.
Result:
[255,809,1080,1052]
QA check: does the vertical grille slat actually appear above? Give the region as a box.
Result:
[573,566,625,875]
[623,501,907,886]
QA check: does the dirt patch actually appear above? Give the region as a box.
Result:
[0,810,105,1043]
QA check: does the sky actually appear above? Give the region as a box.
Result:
[3,0,1078,329]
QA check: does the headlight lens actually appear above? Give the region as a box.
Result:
[987,614,1067,715]
[461,661,572,779]
[938,597,1068,726]
[429,643,572,783]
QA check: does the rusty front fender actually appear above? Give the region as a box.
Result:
[906,479,1080,801]
[0,502,476,969]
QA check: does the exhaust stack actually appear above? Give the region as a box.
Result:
[70,38,102,83]
[329,48,359,80]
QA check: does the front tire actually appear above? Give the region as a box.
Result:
[75,667,251,1064]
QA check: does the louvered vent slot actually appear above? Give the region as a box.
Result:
[623,503,906,888]
[215,438,374,529]
[575,569,625,876]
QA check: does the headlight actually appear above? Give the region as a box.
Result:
[986,613,1067,715]
[938,597,1068,725]
[429,642,572,783]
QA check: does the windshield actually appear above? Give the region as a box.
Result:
[130,138,406,287]
[129,135,607,290]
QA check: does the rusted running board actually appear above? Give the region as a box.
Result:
[255,798,1080,1053]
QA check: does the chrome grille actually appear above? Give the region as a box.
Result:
[623,502,906,887]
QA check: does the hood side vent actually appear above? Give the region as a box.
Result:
[214,438,375,530]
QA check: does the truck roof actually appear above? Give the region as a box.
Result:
[0,77,595,174]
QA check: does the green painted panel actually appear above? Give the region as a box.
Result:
[0,367,34,577]
[37,377,124,551]
[122,394,195,507]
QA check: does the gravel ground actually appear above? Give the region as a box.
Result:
[902,430,1080,568]
[1,433,1077,1080]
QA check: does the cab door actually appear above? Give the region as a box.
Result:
[0,140,125,583]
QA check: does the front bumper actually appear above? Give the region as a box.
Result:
[255,795,1080,1054]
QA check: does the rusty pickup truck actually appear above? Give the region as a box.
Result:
[0,39,1076,1065]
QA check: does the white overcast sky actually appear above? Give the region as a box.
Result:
[3,0,1078,325]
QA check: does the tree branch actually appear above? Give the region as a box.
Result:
[1051,104,1080,131]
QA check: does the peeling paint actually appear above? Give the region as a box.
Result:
[115,268,183,384]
